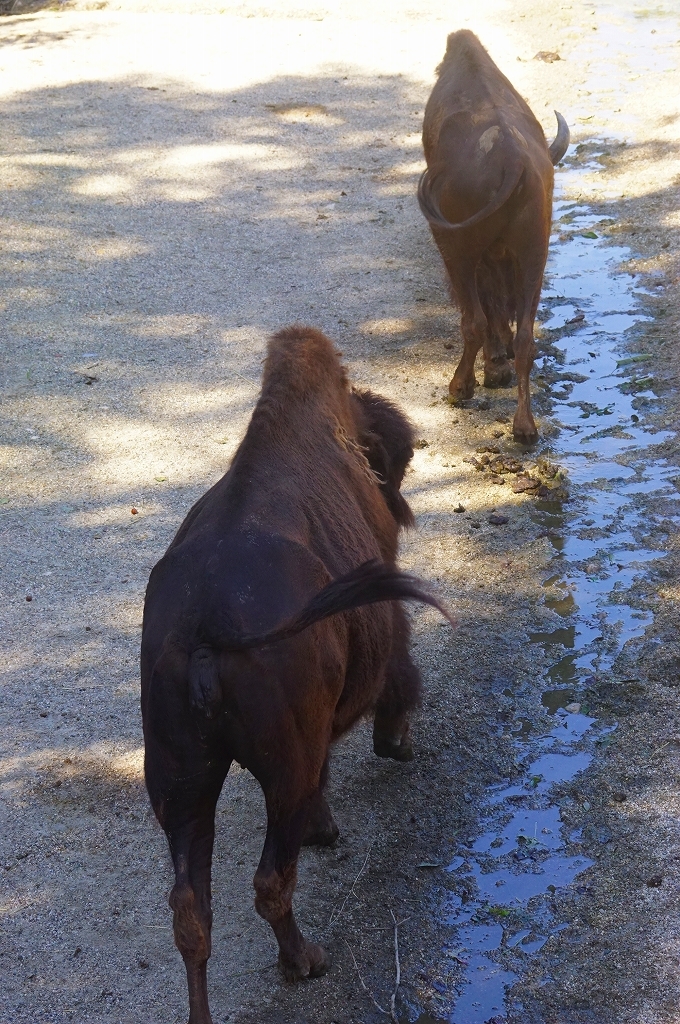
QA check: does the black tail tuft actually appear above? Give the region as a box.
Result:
[189,646,222,716]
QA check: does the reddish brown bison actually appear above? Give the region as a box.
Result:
[141,326,451,1024]
[419,30,570,443]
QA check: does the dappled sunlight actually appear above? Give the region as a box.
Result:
[2,6,679,1021]
[360,316,414,335]
[75,172,135,198]
[0,742,146,827]
[266,102,345,126]
[0,887,53,921]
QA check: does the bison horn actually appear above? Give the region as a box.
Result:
[548,110,570,165]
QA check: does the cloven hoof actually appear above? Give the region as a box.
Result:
[483,359,513,389]
[373,731,414,761]
[278,942,329,983]
[513,425,539,445]
[449,377,476,402]
[302,818,340,847]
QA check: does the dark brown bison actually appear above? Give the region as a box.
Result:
[141,326,451,1024]
[418,29,570,444]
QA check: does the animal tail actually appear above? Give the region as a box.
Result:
[188,560,452,714]
[417,154,524,232]
[235,559,453,648]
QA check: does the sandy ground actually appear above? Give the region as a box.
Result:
[1,1,679,1023]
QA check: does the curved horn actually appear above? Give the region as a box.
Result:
[548,110,570,165]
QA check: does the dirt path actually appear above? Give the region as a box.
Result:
[1,2,679,1023]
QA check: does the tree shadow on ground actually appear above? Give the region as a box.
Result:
[3,58,680,1022]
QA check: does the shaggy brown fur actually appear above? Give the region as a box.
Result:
[419,30,569,443]
[141,325,450,1024]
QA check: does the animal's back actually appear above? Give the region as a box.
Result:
[423,30,546,161]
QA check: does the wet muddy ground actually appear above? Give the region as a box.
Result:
[1,2,679,1023]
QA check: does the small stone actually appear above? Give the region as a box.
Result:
[647,874,663,887]
[454,504,466,513]
[489,513,509,525]
[25,595,32,602]
[565,702,581,713]
[131,507,138,515]
[612,792,627,803]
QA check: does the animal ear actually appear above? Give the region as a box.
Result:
[381,443,415,528]
[351,389,416,527]
[360,429,414,528]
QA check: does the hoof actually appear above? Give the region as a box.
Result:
[373,731,414,762]
[302,818,340,848]
[278,942,329,983]
[513,419,539,445]
[483,360,513,389]
[449,376,476,402]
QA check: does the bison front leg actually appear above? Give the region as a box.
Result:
[483,319,514,389]
[373,603,421,762]
[511,264,545,444]
[254,788,330,982]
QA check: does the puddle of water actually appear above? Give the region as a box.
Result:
[419,39,680,1019]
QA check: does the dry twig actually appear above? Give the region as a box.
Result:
[389,909,401,1023]
[330,839,374,924]
[345,940,389,1017]
[345,910,407,1023]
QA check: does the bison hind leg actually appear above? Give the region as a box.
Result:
[480,263,515,389]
